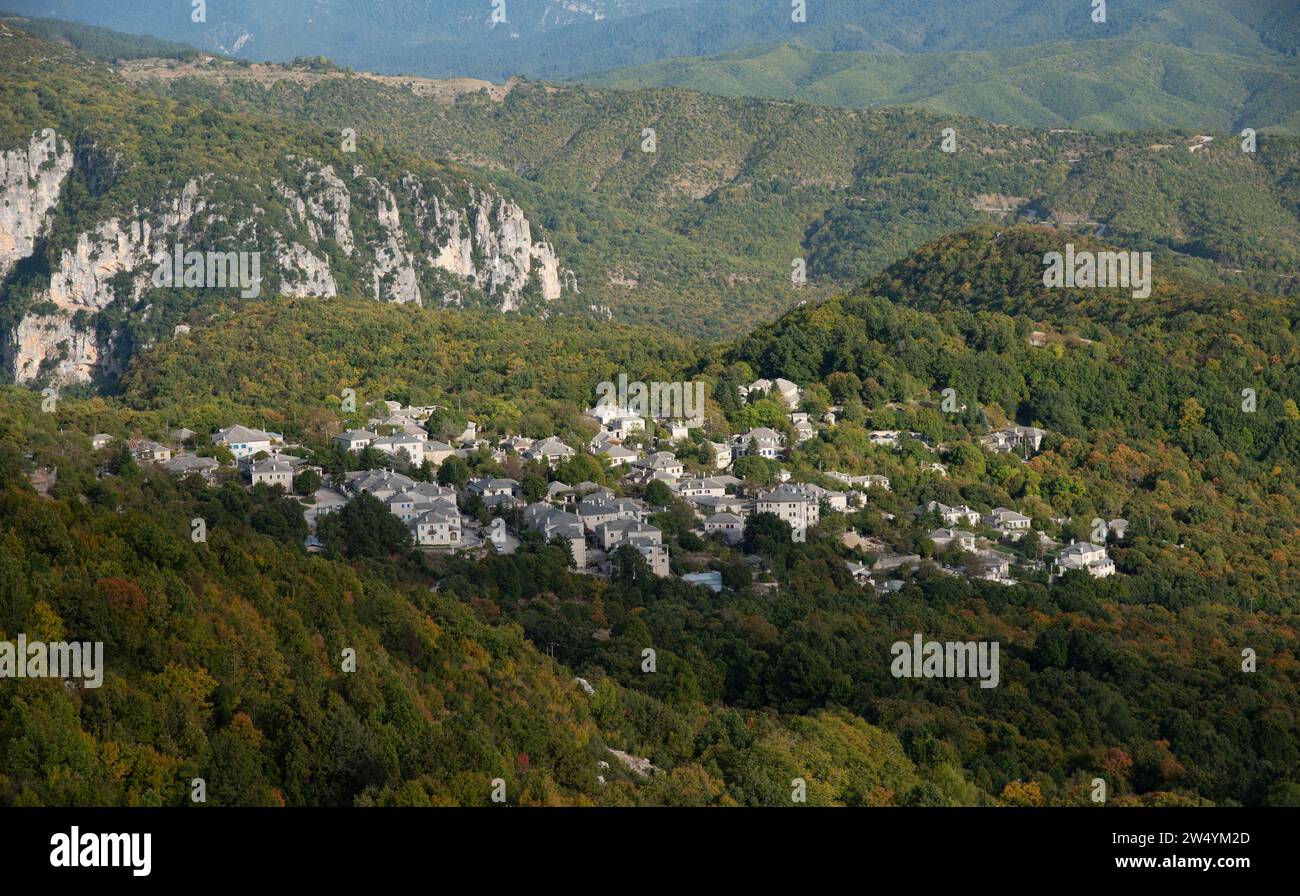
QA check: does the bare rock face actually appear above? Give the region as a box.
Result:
[400,176,563,310]
[367,177,422,305]
[303,165,354,256]
[475,189,563,310]
[0,130,74,279]
[11,315,104,385]
[0,136,574,386]
[8,181,204,383]
[276,239,338,298]
[49,218,153,310]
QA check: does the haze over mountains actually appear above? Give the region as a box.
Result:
[6,0,1299,133]
[8,0,1299,73]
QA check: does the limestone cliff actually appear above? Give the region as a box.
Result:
[1,135,572,385]
[0,130,74,279]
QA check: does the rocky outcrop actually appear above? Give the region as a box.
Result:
[11,315,105,385]
[367,177,422,304]
[8,179,207,383]
[1,136,574,386]
[275,239,337,298]
[279,162,565,308]
[401,176,563,310]
[0,130,73,279]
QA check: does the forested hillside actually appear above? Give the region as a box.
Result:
[115,299,700,439]
[0,11,208,61]
[6,221,1297,806]
[126,57,1300,330]
[3,16,1296,359]
[0,25,575,387]
[2,376,1007,807]
[117,226,1300,604]
[590,40,1300,134]
[728,225,1300,598]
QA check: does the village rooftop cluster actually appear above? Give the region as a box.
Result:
[78,374,1124,594]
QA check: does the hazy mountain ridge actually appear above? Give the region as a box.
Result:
[588,40,1300,134]
[4,0,1296,80]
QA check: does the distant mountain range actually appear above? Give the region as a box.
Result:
[6,2,1298,136]
[589,40,1300,134]
[6,0,1297,77]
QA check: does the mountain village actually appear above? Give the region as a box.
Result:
[79,374,1124,595]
